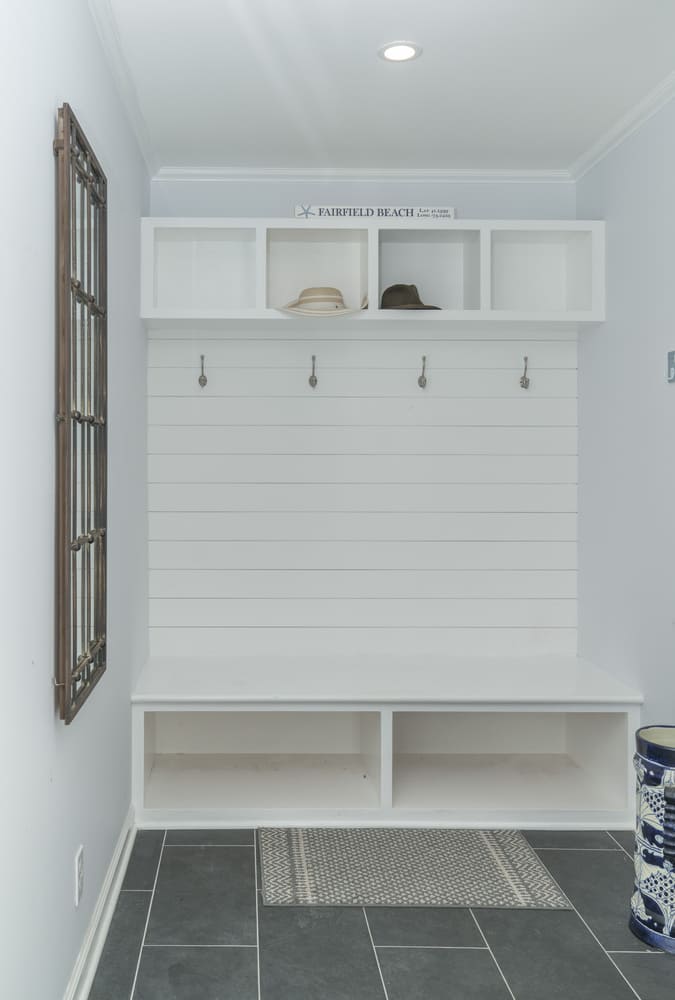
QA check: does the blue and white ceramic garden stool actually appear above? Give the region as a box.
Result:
[630,725,675,952]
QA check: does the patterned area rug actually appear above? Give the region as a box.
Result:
[259,828,570,909]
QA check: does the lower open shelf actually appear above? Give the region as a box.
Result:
[393,752,623,813]
[146,753,379,810]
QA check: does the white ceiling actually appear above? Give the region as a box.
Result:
[101,0,675,175]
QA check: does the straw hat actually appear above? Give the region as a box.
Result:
[280,287,360,316]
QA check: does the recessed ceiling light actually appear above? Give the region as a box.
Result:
[379,41,422,62]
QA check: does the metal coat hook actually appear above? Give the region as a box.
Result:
[198,355,207,388]
[309,354,318,389]
[520,356,530,390]
[418,355,427,389]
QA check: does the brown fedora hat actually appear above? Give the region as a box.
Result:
[381,283,440,310]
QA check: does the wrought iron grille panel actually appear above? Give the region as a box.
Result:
[54,105,107,723]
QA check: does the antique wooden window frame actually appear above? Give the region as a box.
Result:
[54,104,108,723]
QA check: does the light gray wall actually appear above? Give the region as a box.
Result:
[577,100,675,722]
[150,175,576,219]
[0,2,148,997]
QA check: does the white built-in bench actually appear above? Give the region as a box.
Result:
[132,655,642,830]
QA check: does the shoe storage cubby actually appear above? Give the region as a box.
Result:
[392,710,628,817]
[142,709,382,812]
[141,217,604,323]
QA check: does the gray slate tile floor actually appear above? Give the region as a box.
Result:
[89,828,675,1000]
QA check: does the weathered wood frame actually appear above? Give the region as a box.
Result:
[54,104,108,723]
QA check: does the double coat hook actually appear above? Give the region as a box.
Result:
[418,356,427,389]
[198,354,207,388]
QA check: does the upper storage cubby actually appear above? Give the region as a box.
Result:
[378,228,480,311]
[142,221,256,315]
[141,218,604,324]
[490,225,598,315]
[266,227,368,312]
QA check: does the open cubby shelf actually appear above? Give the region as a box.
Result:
[141,218,604,323]
[132,656,640,828]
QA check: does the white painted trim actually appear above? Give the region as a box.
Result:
[153,165,574,185]
[87,0,158,174]
[570,70,675,180]
[62,804,136,1000]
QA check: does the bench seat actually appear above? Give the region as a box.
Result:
[132,654,642,830]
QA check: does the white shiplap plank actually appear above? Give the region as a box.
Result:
[149,569,577,600]
[148,396,577,427]
[148,454,577,485]
[149,540,577,571]
[148,368,577,399]
[148,483,577,513]
[149,597,577,628]
[148,512,577,542]
[148,339,577,368]
[148,626,578,657]
[148,424,578,455]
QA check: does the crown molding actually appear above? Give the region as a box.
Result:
[88,0,157,175]
[570,70,675,180]
[153,165,574,184]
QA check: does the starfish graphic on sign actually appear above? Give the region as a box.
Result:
[296,204,315,218]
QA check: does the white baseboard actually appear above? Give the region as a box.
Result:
[63,804,136,1000]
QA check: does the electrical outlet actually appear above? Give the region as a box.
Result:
[668,351,675,383]
[74,845,84,907]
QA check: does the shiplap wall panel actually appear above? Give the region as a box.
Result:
[148,338,577,366]
[148,425,577,455]
[148,324,579,341]
[149,483,577,512]
[149,570,577,599]
[149,396,576,426]
[148,454,577,484]
[149,627,578,657]
[148,327,577,656]
[149,512,577,540]
[149,598,576,628]
[149,540,577,570]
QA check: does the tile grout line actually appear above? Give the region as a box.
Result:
[363,908,390,1000]
[144,943,258,948]
[376,944,488,950]
[469,910,517,1000]
[254,830,261,1000]
[533,859,644,1000]
[606,831,635,861]
[162,843,255,848]
[129,830,167,1000]
[607,950,666,956]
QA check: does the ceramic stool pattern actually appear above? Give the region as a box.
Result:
[630,725,675,952]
